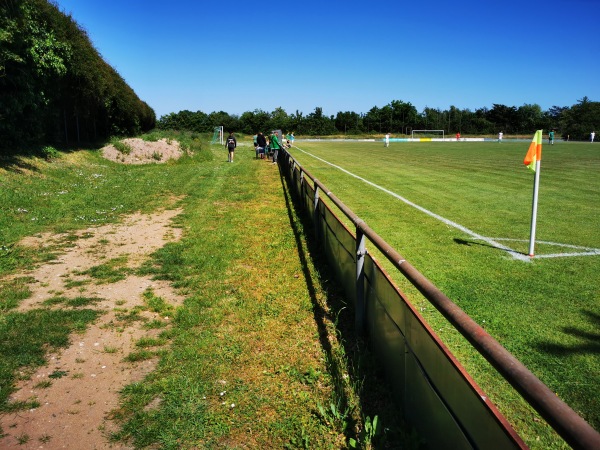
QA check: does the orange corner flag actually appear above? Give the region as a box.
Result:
[524,130,543,172]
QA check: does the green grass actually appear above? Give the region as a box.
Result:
[288,140,600,444]
[0,131,407,449]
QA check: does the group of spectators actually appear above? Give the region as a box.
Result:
[224,131,295,164]
[253,131,294,164]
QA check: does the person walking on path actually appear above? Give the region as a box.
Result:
[384,133,390,147]
[225,132,237,162]
[592,131,596,143]
[549,130,555,145]
[270,131,281,164]
[498,131,503,143]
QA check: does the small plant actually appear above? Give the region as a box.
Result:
[16,433,30,444]
[152,151,162,161]
[41,146,60,160]
[110,137,132,155]
[123,350,154,362]
[34,380,52,389]
[49,370,68,379]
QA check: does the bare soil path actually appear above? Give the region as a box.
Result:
[1,142,187,449]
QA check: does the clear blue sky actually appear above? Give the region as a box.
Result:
[53,0,600,119]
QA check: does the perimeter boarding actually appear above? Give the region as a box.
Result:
[277,147,600,450]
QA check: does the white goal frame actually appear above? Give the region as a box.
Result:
[411,129,445,139]
[211,126,224,145]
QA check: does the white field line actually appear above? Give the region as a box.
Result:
[293,146,600,261]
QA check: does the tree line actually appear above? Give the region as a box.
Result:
[158,98,600,141]
[0,0,155,152]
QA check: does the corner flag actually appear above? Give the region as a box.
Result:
[524,130,543,172]
[525,130,543,257]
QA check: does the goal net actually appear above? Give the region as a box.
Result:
[411,129,445,139]
[211,126,224,145]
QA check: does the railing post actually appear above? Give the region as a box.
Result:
[356,224,366,335]
[313,184,320,243]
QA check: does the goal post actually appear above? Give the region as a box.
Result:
[411,129,445,140]
[211,126,224,145]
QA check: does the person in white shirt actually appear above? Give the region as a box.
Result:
[591,131,596,142]
[498,131,503,143]
[384,133,390,147]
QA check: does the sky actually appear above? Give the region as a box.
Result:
[52,0,600,120]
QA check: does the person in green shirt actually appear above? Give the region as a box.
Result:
[270,131,281,164]
[549,130,555,145]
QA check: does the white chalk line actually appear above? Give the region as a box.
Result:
[293,146,600,261]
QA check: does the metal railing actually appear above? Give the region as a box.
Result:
[280,149,600,450]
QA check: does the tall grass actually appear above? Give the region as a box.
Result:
[288,140,600,443]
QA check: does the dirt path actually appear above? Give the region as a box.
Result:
[0,207,185,449]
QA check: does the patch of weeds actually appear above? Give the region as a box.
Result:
[4,399,40,413]
[143,319,166,330]
[104,346,119,354]
[71,373,84,379]
[43,296,69,306]
[48,370,68,379]
[34,380,52,389]
[110,137,132,155]
[77,255,131,284]
[42,296,101,308]
[16,433,30,444]
[63,278,90,289]
[142,289,174,316]
[123,350,155,362]
[0,276,33,311]
[114,307,146,325]
[135,337,165,348]
[285,427,311,449]
[317,400,351,434]
[152,151,162,161]
[39,434,52,444]
[41,146,60,160]
[349,415,380,449]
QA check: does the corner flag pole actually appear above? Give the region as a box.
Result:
[528,159,541,256]
[524,130,543,257]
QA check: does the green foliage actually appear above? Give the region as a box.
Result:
[0,0,155,151]
[110,137,132,155]
[41,145,60,160]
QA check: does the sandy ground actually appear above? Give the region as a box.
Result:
[0,143,187,449]
[101,138,184,164]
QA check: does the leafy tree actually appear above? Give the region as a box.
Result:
[561,97,600,141]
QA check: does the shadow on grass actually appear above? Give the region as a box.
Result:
[535,310,600,356]
[453,238,528,256]
[277,163,417,449]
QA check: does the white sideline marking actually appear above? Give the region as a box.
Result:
[293,147,600,261]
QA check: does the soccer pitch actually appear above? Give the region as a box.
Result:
[287,140,600,437]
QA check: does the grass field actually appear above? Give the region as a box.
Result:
[287,139,600,441]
